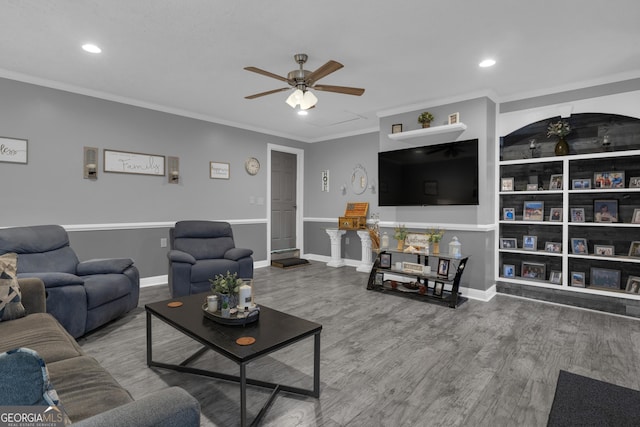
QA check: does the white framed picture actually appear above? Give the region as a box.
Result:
[210,161,230,179]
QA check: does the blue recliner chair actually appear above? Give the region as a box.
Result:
[167,221,254,297]
[0,225,140,338]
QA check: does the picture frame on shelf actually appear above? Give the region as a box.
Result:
[500,238,517,249]
[589,267,621,289]
[571,271,586,287]
[503,208,515,221]
[374,272,384,286]
[545,242,562,253]
[549,174,563,190]
[503,264,515,278]
[629,177,640,188]
[594,171,625,189]
[632,208,640,224]
[571,238,588,255]
[570,207,586,223]
[523,201,544,221]
[628,241,640,258]
[572,178,591,189]
[625,276,640,294]
[594,245,615,256]
[549,271,562,284]
[391,123,403,134]
[448,112,460,125]
[526,183,538,191]
[523,235,537,250]
[501,177,514,192]
[521,261,545,280]
[434,281,444,297]
[380,252,392,269]
[594,199,619,223]
[437,258,450,277]
[549,207,562,222]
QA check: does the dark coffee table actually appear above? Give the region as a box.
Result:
[146,293,322,427]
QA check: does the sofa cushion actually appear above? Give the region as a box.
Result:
[83,274,132,309]
[17,271,84,288]
[0,253,26,321]
[47,356,133,422]
[0,313,84,363]
[191,259,238,283]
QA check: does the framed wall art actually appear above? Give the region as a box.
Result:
[210,161,230,179]
[0,137,28,164]
[104,149,165,176]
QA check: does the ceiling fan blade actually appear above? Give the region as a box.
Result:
[306,60,343,84]
[245,87,290,99]
[244,66,290,83]
[313,84,365,96]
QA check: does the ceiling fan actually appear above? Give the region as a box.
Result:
[244,54,365,109]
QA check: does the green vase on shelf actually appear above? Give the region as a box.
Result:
[554,137,569,156]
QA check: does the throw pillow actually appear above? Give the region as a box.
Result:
[0,252,26,321]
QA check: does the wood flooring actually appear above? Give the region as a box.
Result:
[77,262,640,426]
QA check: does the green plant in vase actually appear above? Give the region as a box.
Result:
[428,228,445,254]
[418,111,434,128]
[209,271,242,309]
[547,119,571,156]
[394,224,408,250]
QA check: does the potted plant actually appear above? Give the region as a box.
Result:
[547,120,571,156]
[220,301,230,318]
[418,111,434,128]
[394,224,408,250]
[428,228,445,254]
[209,271,242,310]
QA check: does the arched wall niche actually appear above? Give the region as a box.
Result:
[500,113,640,161]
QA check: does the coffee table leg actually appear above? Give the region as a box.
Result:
[313,332,321,397]
[240,362,247,427]
[146,311,152,366]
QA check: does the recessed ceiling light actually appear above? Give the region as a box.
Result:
[297,110,308,116]
[82,44,102,54]
[479,59,496,68]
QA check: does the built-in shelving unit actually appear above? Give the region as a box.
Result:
[387,122,467,141]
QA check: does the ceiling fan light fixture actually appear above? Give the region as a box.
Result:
[299,90,318,110]
[285,89,304,108]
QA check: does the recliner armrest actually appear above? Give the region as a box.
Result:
[17,278,46,314]
[224,247,253,261]
[168,250,197,264]
[77,258,134,275]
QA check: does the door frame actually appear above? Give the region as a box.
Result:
[267,143,304,263]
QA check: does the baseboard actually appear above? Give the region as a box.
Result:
[140,275,167,288]
[461,284,496,302]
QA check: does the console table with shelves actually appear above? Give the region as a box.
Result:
[366,249,469,308]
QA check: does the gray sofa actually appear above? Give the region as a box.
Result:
[167,220,254,297]
[0,225,140,338]
[0,278,199,426]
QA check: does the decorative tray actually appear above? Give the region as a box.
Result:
[202,303,260,326]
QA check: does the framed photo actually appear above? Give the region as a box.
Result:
[628,241,640,258]
[448,112,460,125]
[379,253,392,269]
[210,161,230,179]
[629,177,640,188]
[521,261,546,280]
[391,123,403,134]
[549,174,563,190]
[501,177,514,192]
[571,271,586,287]
[503,208,515,221]
[503,264,515,278]
[632,208,640,224]
[434,281,444,297]
[571,238,588,254]
[526,183,538,191]
[594,245,614,256]
[572,178,591,189]
[570,207,585,223]
[523,201,544,221]
[437,258,450,277]
[0,136,28,164]
[104,149,165,176]
[594,171,625,189]
[589,267,621,289]
[545,242,562,253]
[500,238,517,249]
[522,235,537,250]
[549,207,562,222]
[594,199,618,223]
[625,276,640,294]
[549,271,562,284]
[374,272,384,286]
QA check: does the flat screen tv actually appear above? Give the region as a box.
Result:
[378,139,479,206]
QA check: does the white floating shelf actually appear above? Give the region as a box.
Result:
[388,122,467,141]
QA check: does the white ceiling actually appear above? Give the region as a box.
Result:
[1,1,639,143]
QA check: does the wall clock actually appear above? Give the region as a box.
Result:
[245,157,260,175]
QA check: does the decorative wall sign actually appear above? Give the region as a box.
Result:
[321,170,329,192]
[0,137,28,164]
[405,233,429,249]
[104,149,165,176]
[210,161,230,179]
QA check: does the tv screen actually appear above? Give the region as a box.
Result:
[378,139,479,206]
